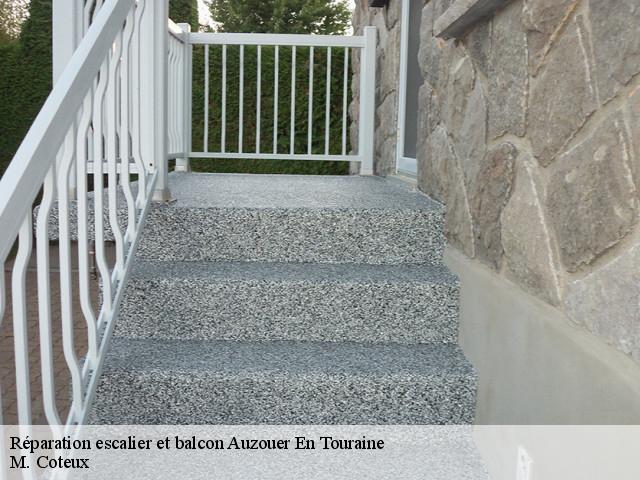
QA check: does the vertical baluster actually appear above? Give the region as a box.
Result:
[167,40,173,154]
[57,129,84,423]
[256,45,261,154]
[325,47,332,155]
[168,40,176,155]
[0,264,5,426]
[173,39,180,154]
[131,0,147,203]
[93,55,113,323]
[273,45,279,154]
[76,89,99,374]
[290,46,296,155]
[0,270,5,472]
[177,36,185,157]
[83,0,96,34]
[35,166,63,429]
[120,10,137,241]
[308,46,314,155]
[11,217,32,426]
[342,47,349,156]
[106,32,125,275]
[239,44,244,153]
[221,44,227,152]
[203,44,209,152]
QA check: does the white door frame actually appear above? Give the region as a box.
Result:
[396,0,417,176]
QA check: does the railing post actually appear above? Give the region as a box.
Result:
[52,0,83,198]
[176,23,192,172]
[141,0,172,201]
[358,26,377,176]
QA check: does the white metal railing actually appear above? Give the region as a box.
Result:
[167,27,377,174]
[167,20,192,171]
[0,0,158,446]
[0,3,377,466]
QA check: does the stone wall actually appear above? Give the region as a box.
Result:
[351,0,402,176]
[354,0,640,366]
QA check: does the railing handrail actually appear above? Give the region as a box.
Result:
[0,0,134,262]
[188,31,367,48]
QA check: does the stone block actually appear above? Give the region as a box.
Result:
[565,244,640,364]
[522,0,579,71]
[469,142,517,269]
[463,17,492,77]
[589,0,640,103]
[501,154,562,304]
[488,0,528,138]
[418,125,456,203]
[529,15,598,166]
[627,86,640,193]
[546,112,638,272]
[445,160,476,258]
[455,81,488,187]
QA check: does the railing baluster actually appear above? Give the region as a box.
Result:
[325,46,332,155]
[36,165,63,429]
[221,44,227,152]
[57,129,84,423]
[239,44,244,153]
[256,45,261,154]
[120,10,137,241]
[93,55,113,322]
[0,264,5,426]
[290,46,297,155]
[203,44,209,152]
[76,86,99,372]
[273,45,279,154]
[12,216,33,426]
[308,46,314,155]
[342,47,349,156]
[106,32,125,275]
[132,0,147,202]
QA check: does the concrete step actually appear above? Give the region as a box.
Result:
[137,173,445,265]
[114,259,460,344]
[90,338,476,424]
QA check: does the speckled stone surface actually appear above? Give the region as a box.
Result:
[34,185,135,242]
[115,259,460,344]
[136,173,446,264]
[90,338,477,425]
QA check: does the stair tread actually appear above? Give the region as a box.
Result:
[94,339,476,424]
[103,338,473,377]
[165,172,443,211]
[130,259,458,285]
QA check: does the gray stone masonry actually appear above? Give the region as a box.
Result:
[354,0,640,366]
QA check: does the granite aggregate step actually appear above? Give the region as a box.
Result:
[90,338,477,425]
[115,259,460,344]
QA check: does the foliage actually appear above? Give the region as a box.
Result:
[0,0,52,175]
[0,0,29,44]
[193,0,353,174]
[169,0,200,32]
[210,0,352,35]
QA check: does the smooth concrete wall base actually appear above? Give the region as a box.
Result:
[445,247,640,424]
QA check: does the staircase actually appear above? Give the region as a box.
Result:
[90,173,476,424]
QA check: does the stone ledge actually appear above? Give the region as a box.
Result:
[434,0,514,39]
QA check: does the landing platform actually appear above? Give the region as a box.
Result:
[166,173,442,210]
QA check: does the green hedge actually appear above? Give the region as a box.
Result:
[0,0,352,177]
[0,0,52,176]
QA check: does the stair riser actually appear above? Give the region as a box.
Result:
[90,372,476,425]
[116,278,459,344]
[137,207,445,264]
